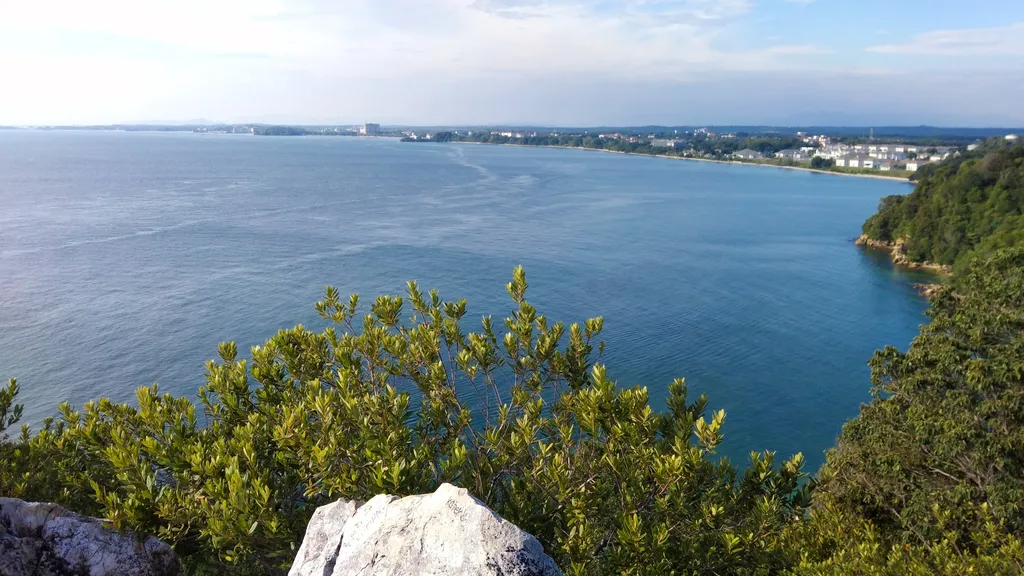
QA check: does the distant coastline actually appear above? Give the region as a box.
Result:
[454,141,915,183]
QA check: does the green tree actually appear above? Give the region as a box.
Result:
[810,157,834,170]
[0,379,24,489]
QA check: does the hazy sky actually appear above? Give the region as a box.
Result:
[1,0,1023,126]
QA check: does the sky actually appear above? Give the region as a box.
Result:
[1,0,1023,126]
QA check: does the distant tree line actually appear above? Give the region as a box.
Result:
[407,131,807,160]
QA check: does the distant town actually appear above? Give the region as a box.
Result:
[5,121,1020,178]
[398,126,1021,178]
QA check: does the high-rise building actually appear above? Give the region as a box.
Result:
[360,123,381,136]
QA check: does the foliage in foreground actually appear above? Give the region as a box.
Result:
[792,494,1024,575]
[807,248,1024,574]
[4,249,1024,575]
[0,267,810,575]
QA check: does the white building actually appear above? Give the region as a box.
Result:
[359,123,381,136]
[837,154,873,168]
[651,139,686,148]
[775,149,806,160]
[816,143,851,160]
[1006,134,1019,141]
[733,149,764,160]
[865,144,910,161]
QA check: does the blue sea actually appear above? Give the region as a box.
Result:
[0,131,931,471]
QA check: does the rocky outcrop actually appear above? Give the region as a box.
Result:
[914,283,943,297]
[853,234,892,251]
[288,483,561,576]
[0,498,178,576]
[855,235,953,274]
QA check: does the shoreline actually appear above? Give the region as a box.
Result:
[453,141,915,183]
[854,235,953,276]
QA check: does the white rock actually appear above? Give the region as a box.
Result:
[289,484,561,576]
[289,499,359,576]
[0,497,178,576]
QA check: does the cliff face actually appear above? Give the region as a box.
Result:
[0,498,179,576]
[289,483,562,576]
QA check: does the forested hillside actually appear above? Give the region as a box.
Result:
[861,140,1024,268]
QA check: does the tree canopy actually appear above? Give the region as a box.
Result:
[796,248,1024,574]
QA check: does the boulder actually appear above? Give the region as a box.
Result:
[0,498,178,576]
[289,483,561,576]
[891,238,910,265]
[289,499,359,576]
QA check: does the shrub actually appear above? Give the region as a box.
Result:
[0,267,811,575]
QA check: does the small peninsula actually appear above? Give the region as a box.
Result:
[857,136,1024,272]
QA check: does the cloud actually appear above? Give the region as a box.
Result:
[0,0,809,79]
[3,0,1020,125]
[762,44,832,55]
[471,0,754,22]
[868,22,1024,56]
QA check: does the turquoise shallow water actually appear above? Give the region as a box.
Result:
[0,131,931,471]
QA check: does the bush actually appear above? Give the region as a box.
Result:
[0,267,811,575]
[810,157,834,170]
[792,494,1024,575]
